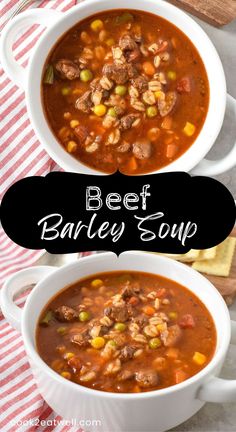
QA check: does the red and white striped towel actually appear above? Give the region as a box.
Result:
[0,1,89,430]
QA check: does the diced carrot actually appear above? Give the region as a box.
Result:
[166,348,179,359]
[165,136,175,145]
[143,306,155,316]
[161,116,173,130]
[152,357,166,371]
[127,156,138,172]
[166,144,178,159]
[175,369,188,384]
[128,296,139,305]
[142,61,155,76]
[133,385,141,393]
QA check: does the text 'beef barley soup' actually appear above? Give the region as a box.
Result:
[42,10,209,174]
[37,271,216,393]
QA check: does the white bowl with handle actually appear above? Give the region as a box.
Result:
[0,0,236,176]
[1,251,236,432]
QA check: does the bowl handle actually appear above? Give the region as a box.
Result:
[0,266,56,332]
[0,9,62,89]
[191,94,236,176]
[197,320,236,402]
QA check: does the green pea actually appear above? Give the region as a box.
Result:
[79,311,90,322]
[114,323,126,332]
[146,106,158,118]
[149,337,161,349]
[80,69,93,82]
[61,87,71,96]
[107,340,117,347]
[107,107,117,117]
[115,85,127,96]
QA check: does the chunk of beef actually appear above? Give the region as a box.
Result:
[74,125,89,143]
[158,91,177,117]
[55,59,80,80]
[103,63,129,84]
[71,329,90,347]
[103,63,137,84]
[119,34,140,63]
[126,48,141,63]
[127,63,138,78]
[118,370,134,381]
[121,284,140,300]
[117,142,131,153]
[161,324,182,347]
[104,305,129,322]
[135,369,159,388]
[131,76,148,93]
[132,314,148,328]
[75,91,92,113]
[55,306,79,322]
[120,345,136,361]
[119,113,140,131]
[132,139,152,159]
[119,34,138,52]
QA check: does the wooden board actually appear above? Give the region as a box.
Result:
[167,0,236,27]
[195,227,236,305]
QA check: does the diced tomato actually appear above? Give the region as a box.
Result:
[177,76,191,93]
[179,314,195,329]
[128,296,139,305]
[156,288,167,298]
[174,369,188,384]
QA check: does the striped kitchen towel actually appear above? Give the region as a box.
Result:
[0,1,88,430]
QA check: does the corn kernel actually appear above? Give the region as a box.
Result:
[90,337,105,349]
[93,104,107,117]
[61,371,72,380]
[156,323,166,332]
[167,70,177,80]
[67,141,77,153]
[91,279,103,288]
[106,38,115,47]
[154,91,164,100]
[90,19,104,32]
[64,352,75,360]
[168,312,178,320]
[193,352,207,365]
[70,120,79,129]
[183,122,196,137]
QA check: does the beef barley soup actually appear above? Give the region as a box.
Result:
[42,10,209,174]
[36,271,216,393]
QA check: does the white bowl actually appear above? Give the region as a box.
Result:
[1,0,236,176]
[1,252,236,432]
